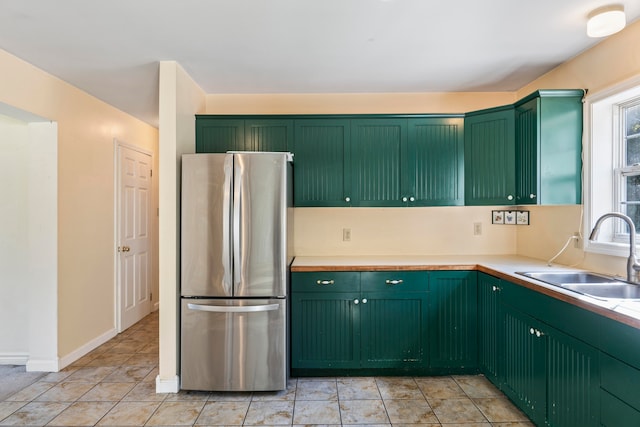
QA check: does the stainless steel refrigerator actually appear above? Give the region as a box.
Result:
[180,152,293,391]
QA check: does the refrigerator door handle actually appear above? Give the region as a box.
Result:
[222,155,233,292]
[233,155,243,290]
[187,302,279,313]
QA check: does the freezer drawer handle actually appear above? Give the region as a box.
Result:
[187,303,279,313]
[316,280,335,285]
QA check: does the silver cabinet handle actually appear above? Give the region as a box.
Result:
[385,279,403,285]
[187,303,279,313]
[353,299,359,305]
[362,298,368,304]
[507,195,514,201]
[402,197,408,202]
[529,193,536,199]
[491,285,501,292]
[345,197,351,202]
[410,196,415,202]
[536,330,544,337]
[316,280,335,285]
[530,328,535,335]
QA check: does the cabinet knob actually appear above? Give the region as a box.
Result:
[507,195,514,201]
[353,299,359,305]
[536,330,544,338]
[402,197,408,202]
[529,193,536,199]
[492,285,501,292]
[530,327,535,335]
[345,197,351,202]
[362,298,368,304]
[316,280,335,286]
[409,196,415,202]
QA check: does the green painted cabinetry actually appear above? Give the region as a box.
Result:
[408,118,464,206]
[195,117,293,153]
[293,119,351,206]
[291,271,429,373]
[494,279,600,427]
[428,271,477,369]
[291,270,479,375]
[514,90,584,205]
[359,272,429,368]
[477,273,503,385]
[464,107,516,205]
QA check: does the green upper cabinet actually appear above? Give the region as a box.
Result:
[408,118,464,206]
[294,119,352,207]
[464,107,516,205]
[244,119,293,152]
[195,117,293,153]
[350,118,407,206]
[514,90,584,205]
[196,118,245,153]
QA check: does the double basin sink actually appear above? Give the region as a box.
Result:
[517,271,640,301]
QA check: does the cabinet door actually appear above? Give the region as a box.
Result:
[464,108,516,205]
[293,119,351,207]
[244,119,293,152]
[359,271,429,368]
[477,273,503,384]
[428,271,477,369]
[501,305,546,426]
[196,119,245,153]
[515,98,539,204]
[291,291,361,369]
[351,118,407,206]
[408,118,464,206]
[546,326,599,427]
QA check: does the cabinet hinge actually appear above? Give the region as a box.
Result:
[150,169,153,177]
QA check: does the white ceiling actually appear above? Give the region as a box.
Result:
[1,0,639,128]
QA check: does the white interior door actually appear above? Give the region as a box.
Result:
[117,144,152,332]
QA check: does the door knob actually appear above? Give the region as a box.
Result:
[118,246,131,252]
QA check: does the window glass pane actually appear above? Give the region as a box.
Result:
[625,175,640,231]
[626,103,640,165]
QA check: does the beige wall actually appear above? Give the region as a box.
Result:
[0,49,159,367]
[206,92,515,115]
[515,20,640,277]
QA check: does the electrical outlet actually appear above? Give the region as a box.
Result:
[473,222,482,236]
[343,228,351,242]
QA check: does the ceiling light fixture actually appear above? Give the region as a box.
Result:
[587,4,626,38]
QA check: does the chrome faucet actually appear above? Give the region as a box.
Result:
[589,212,640,284]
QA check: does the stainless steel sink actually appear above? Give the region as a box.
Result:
[560,283,640,299]
[516,271,640,301]
[518,271,618,285]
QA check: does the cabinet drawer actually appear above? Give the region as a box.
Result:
[361,271,428,292]
[601,390,640,426]
[601,353,640,411]
[291,272,360,292]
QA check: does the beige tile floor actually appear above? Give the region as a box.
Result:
[0,311,534,426]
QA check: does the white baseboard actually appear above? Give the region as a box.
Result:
[0,353,29,365]
[57,327,118,371]
[26,358,59,372]
[156,375,180,393]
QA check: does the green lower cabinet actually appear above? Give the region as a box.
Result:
[291,291,361,369]
[360,290,428,368]
[601,390,640,426]
[501,303,599,427]
[428,271,477,370]
[477,273,503,385]
[502,305,547,425]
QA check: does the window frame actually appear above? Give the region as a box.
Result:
[584,75,640,257]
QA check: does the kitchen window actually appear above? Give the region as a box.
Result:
[585,77,640,256]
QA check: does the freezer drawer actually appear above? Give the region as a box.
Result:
[180,298,287,391]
